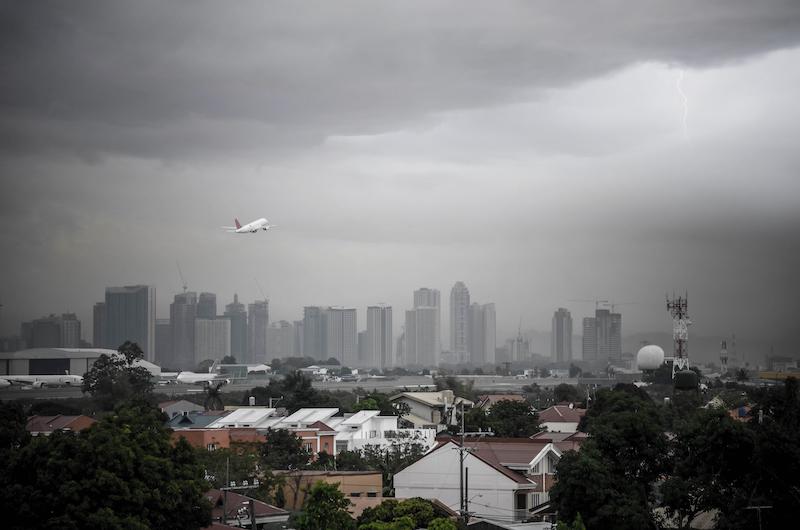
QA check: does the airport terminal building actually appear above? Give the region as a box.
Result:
[0,348,161,377]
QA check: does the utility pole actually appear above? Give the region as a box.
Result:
[454,401,493,526]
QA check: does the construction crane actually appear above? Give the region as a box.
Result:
[176,261,188,293]
[568,299,609,311]
[603,301,637,313]
[254,278,269,302]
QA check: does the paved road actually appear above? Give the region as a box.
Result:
[0,375,579,401]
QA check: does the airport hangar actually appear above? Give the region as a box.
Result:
[0,348,161,377]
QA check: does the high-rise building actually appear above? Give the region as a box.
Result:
[195,318,231,364]
[595,309,612,362]
[60,313,81,348]
[27,315,62,348]
[105,285,156,360]
[267,321,295,360]
[248,299,269,364]
[366,305,392,370]
[551,308,573,362]
[508,331,531,363]
[224,294,248,360]
[293,320,304,356]
[582,317,597,361]
[155,318,172,367]
[170,291,197,370]
[358,330,368,366]
[92,302,106,349]
[468,303,496,365]
[449,282,470,361]
[609,312,622,362]
[197,292,217,320]
[410,288,441,366]
[303,306,326,359]
[405,306,439,367]
[325,307,357,366]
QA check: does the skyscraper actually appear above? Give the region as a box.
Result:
[60,313,81,348]
[248,299,269,364]
[27,315,62,348]
[92,302,106,349]
[105,285,156,361]
[197,292,217,320]
[366,305,392,369]
[325,307,357,366]
[267,321,295,360]
[409,288,441,366]
[224,294,248,360]
[468,303,496,365]
[595,309,612,362]
[293,320,304,356]
[449,282,470,361]
[303,306,325,359]
[155,318,172,367]
[404,306,439,367]
[195,318,231,364]
[551,308,573,362]
[170,291,197,370]
[582,317,597,361]
[609,312,622,362]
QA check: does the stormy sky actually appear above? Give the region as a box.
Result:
[1,1,799,360]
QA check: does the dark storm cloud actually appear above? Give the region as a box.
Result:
[1,0,800,159]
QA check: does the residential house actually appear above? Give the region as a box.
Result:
[389,390,474,431]
[204,489,289,528]
[394,437,562,523]
[537,405,586,433]
[159,399,204,418]
[276,470,383,511]
[26,415,96,436]
[477,394,527,410]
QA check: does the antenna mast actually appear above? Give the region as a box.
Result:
[666,293,691,378]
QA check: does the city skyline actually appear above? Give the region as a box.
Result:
[1,2,798,360]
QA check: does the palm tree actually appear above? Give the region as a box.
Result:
[204,382,225,410]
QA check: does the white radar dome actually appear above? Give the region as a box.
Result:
[637,345,665,370]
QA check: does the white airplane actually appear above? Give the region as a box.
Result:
[175,371,231,387]
[0,374,83,388]
[222,217,276,234]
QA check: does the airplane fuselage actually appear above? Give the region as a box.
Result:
[235,218,271,234]
[0,374,83,388]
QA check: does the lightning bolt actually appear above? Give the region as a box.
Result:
[676,69,688,140]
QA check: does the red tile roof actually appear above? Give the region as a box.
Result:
[205,489,289,521]
[537,405,586,423]
[429,438,551,485]
[26,415,96,434]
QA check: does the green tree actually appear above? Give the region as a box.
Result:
[486,399,540,437]
[556,513,587,530]
[551,386,667,530]
[358,498,444,529]
[336,449,370,471]
[261,428,312,470]
[428,518,458,530]
[221,355,237,364]
[81,341,154,410]
[203,382,225,411]
[554,383,581,403]
[295,480,354,530]
[0,401,211,530]
[361,437,428,496]
[0,401,29,453]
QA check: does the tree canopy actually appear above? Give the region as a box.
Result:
[294,480,354,530]
[81,341,154,410]
[0,401,211,530]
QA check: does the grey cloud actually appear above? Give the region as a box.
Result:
[1,1,800,159]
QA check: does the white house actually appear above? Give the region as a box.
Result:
[276,408,437,454]
[394,438,561,524]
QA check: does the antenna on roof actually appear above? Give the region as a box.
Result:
[254,278,268,302]
[176,261,188,293]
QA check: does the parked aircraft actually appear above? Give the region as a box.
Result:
[175,371,231,387]
[0,374,83,388]
[221,217,275,234]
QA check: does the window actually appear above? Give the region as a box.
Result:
[515,492,527,510]
[323,442,329,451]
[304,442,313,452]
[367,492,378,498]
[350,492,361,497]
[207,443,217,451]
[369,430,377,438]
[336,441,348,453]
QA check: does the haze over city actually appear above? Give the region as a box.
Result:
[2,1,800,363]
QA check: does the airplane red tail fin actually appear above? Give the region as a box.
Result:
[234,218,241,229]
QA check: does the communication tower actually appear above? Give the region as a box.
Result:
[666,293,691,378]
[720,340,728,375]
